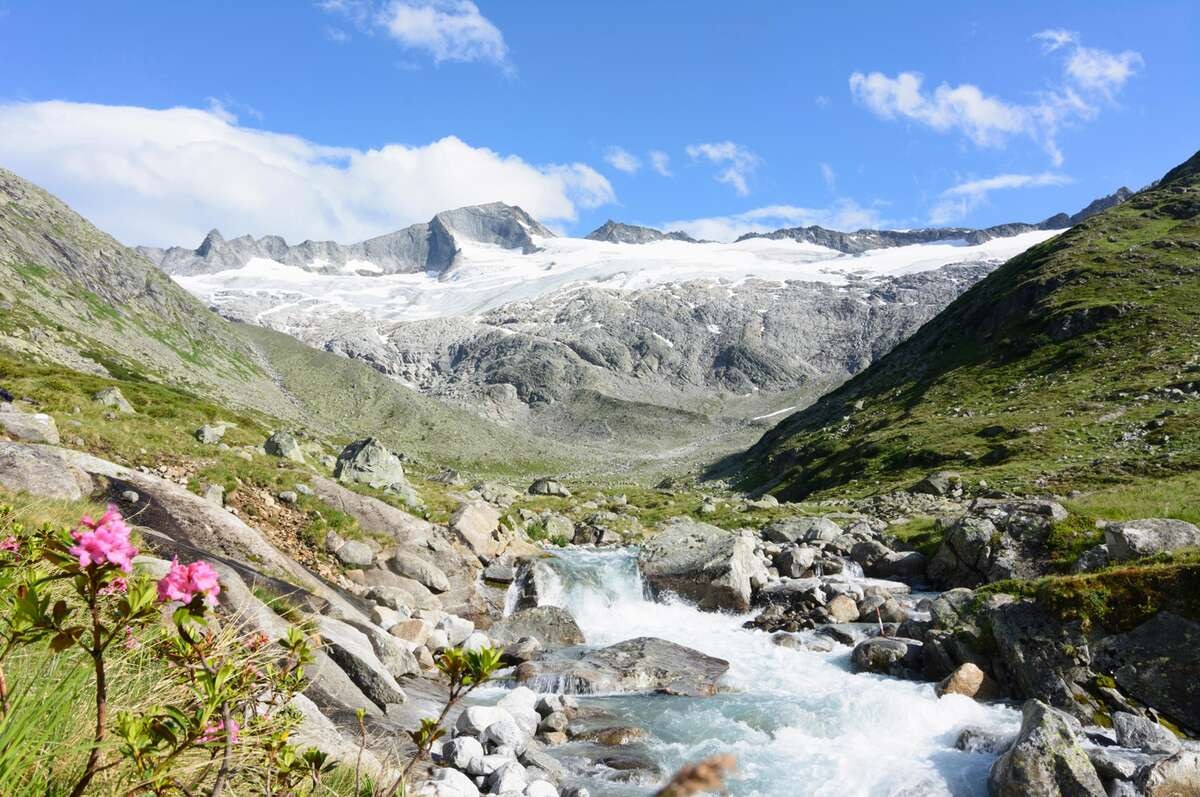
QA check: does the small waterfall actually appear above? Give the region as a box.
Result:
[514,546,1021,797]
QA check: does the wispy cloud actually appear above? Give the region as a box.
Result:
[648,150,672,177]
[849,31,1142,165]
[319,0,511,69]
[604,146,640,174]
[0,100,614,246]
[662,200,887,242]
[686,141,761,196]
[819,162,836,190]
[929,171,1071,224]
[324,26,351,43]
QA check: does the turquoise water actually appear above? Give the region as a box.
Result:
[519,547,1019,797]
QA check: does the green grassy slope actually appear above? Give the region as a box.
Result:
[0,166,572,475]
[729,149,1200,500]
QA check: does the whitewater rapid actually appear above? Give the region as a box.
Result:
[516,548,1020,797]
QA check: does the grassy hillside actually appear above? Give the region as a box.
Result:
[729,149,1200,500]
[0,166,571,475]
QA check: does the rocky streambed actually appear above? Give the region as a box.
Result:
[445,547,1018,796]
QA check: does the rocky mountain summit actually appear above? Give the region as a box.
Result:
[583,220,700,244]
[733,187,1131,253]
[139,202,554,277]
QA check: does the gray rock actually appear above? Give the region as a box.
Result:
[93,387,134,413]
[481,717,528,756]
[528,478,571,498]
[774,545,816,578]
[987,700,1105,797]
[335,540,375,568]
[346,619,421,679]
[334,438,404,488]
[202,483,224,507]
[1094,612,1200,731]
[1105,518,1200,561]
[1073,544,1110,573]
[316,617,407,709]
[449,500,500,560]
[455,705,513,737]
[638,519,768,611]
[389,551,450,593]
[1112,712,1182,755]
[486,760,528,793]
[0,442,93,500]
[194,424,226,444]
[278,490,298,504]
[441,736,485,771]
[850,637,922,677]
[955,726,1016,755]
[516,637,728,696]
[1133,750,1200,796]
[910,470,962,497]
[437,615,475,646]
[762,516,842,544]
[1087,747,1161,781]
[430,767,480,797]
[0,411,59,444]
[264,430,305,463]
[986,599,1094,720]
[488,606,585,648]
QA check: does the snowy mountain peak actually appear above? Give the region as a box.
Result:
[585,220,700,244]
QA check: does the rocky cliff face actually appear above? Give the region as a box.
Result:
[139,202,554,277]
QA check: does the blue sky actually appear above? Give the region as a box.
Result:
[1,1,1196,246]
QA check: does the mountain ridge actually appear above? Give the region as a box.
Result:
[726,155,1198,499]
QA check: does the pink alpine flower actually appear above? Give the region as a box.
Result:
[0,536,18,553]
[123,627,141,650]
[69,505,137,572]
[98,576,128,596]
[198,718,240,745]
[156,558,221,607]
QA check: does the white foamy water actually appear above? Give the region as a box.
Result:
[524,548,1019,797]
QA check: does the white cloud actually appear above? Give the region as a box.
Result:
[604,146,640,174]
[320,0,509,67]
[662,200,887,243]
[648,150,672,177]
[819,162,836,190]
[850,31,1142,164]
[815,95,830,108]
[1033,28,1077,52]
[1066,45,1143,95]
[929,171,1071,225]
[324,26,351,43]
[686,141,761,196]
[0,100,615,246]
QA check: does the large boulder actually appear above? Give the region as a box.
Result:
[528,478,570,498]
[928,517,1018,587]
[0,442,93,500]
[389,551,450,593]
[1104,519,1200,561]
[0,411,59,444]
[1112,712,1182,756]
[910,471,962,497]
[316,617,407,710]
[93,386,134,414]
[638,519,768,611]
[334,438,405,488]
[761,516,842,544]
[488,606,585,648]
[1093,612,1200,731]
[449,500,501,561]
[516,637,728,696]
[985,599,1095,721]
[264,430,305,463]
[987,700,1105,797]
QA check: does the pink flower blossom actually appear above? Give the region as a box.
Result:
[0,536,18,553]
[98,576,128,596]
[123,627,141,650]
[198,718,239,745]
[156,558,221,607]
[69,505,137,572]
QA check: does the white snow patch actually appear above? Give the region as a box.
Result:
[752,406,796,421]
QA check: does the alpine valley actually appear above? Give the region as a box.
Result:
[2,131,1199,797]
